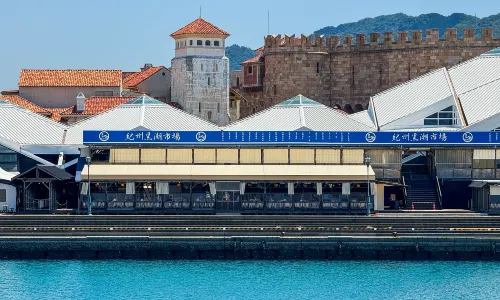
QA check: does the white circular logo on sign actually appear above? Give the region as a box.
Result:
[365,132,376,143]
[98,131,110,142]
[462,132,473,143]
[196,132,207,142]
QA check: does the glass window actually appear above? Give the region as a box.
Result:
[197,40,202,46]
[95,91,113,97]
[205,40,211,46]
[424,106,458,126]
[214,41,220,47]
[0,153,16,163]
[190,40,193,46]
[208,77,210,86]
[248,66,253,74]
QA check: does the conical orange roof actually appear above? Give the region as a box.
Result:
[170,18,230,38]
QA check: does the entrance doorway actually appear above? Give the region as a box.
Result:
[215,181,241,211]
[216,191,241,211]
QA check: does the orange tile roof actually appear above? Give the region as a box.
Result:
[19,70,122,87]
[46,107,72,121]
[241,53,263,65]
[123,66,166,88]
[170,18,229,37]
[0,95,50,114]
[60,96,135,116]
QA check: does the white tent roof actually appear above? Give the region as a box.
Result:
[64,95,220,145]
[0,100,67,145]
[224,95,375,131]
[371,68,455,127]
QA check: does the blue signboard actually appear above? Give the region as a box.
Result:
[83,130,500,146]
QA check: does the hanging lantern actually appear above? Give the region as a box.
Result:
[120,183,125,187]
[303,183,308,188]
[274,183,279,187]
[356,184,361,188]
[247,183,252,187]
[328,183,333,188]
[176,183,181,187]
[202,183,207,187]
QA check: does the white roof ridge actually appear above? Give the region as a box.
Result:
[373,67,448,99]
[448,55,498,71]
[457,76,500,97]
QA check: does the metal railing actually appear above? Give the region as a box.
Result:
[435,175,443,210]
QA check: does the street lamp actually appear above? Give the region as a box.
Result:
[86,156,92,216]
[364,156,372,216]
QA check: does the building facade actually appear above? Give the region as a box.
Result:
[18,70,122,108]
[170,18,231,125]
[237,28,500,117]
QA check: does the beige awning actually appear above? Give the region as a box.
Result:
[82,164,375,181]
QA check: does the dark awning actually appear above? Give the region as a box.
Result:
[12,165,74,181]
[469,181,488,188]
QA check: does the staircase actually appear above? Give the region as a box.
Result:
[406,176,441,210]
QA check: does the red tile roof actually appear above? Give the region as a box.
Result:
[18,70,122,87]
[123,66,166,88]
[46,107,72,121]
[241,53,263,65]
[0,95,50,114]
[170,18,229,37]
[60,96,135,116]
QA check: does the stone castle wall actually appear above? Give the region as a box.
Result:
[239,28,500,117]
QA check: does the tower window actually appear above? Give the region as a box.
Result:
[205,40,211,46]
[214,41,220,47]
[190,40,193,46]
[201,64,203,71]
[197,40,202,46]
[236,77,240,86]
[273,85,277,95]
[208,77,210,86]
[216,64,218,72]
[198,102,201,113]
[217,103,220,113]
[248,66,253,74]
[207,111,212,120]
[316,62,320,73]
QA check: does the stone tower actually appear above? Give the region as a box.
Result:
[170,18,230,125]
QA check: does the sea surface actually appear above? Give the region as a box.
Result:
[0,260,499,300]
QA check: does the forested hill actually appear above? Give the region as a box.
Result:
[225,45,256,71]
[314,13,500,39]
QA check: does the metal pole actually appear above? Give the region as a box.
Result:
[366,163,370,216]
[87,156,92,216]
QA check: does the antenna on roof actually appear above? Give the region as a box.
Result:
[267,10,270,35]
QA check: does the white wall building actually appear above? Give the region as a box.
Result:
[170,18,231,126]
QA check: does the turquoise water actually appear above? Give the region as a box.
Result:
[0,260,499,300]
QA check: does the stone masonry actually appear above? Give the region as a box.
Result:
[238,28,500,117]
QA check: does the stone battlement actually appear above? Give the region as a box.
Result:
[264,28,498,51]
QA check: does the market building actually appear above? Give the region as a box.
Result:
[0,48,500,214]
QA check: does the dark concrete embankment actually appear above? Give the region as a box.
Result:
[1,236,500,260]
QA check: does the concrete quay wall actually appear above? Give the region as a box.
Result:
[1,236,500,260]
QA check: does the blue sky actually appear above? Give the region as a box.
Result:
[0,0,498,91]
